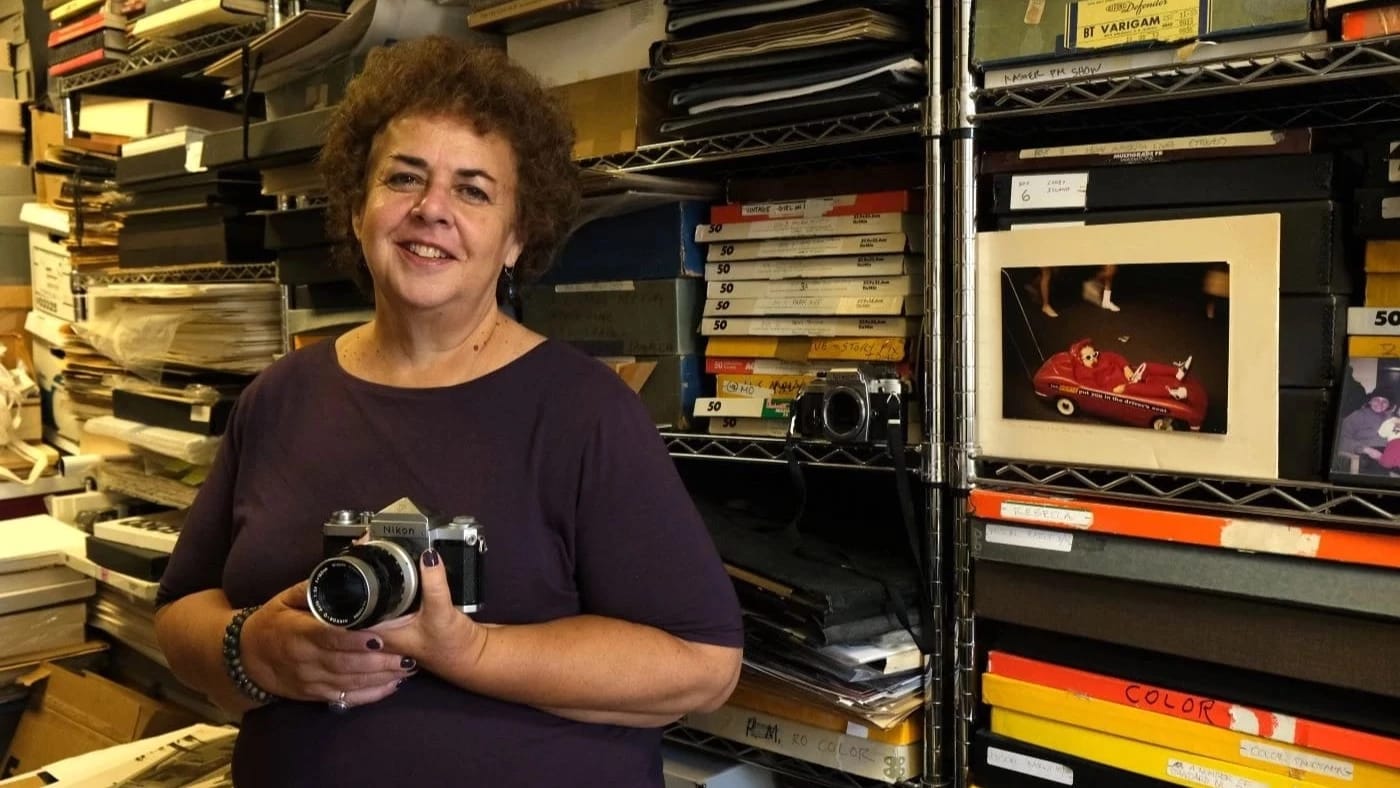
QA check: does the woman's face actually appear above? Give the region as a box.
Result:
[352,112,523,316]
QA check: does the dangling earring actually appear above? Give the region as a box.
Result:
[497,265,522,321]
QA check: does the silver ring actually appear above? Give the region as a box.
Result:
[328,690,349,713]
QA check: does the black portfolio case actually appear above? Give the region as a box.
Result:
[991,154,1339,215]
[262,206,329,250]
[118,205,270,267]
[974,562,1400,698]
[85,535,168,581]
[276,245,346,285]
[200,107,333,169]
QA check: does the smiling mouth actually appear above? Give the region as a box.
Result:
[399,242,453,260]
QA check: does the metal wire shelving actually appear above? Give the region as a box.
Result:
[52,22,267,94]
[578,104,928,173]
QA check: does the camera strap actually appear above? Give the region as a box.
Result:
[782,403,931,655]
[883,394,936,657]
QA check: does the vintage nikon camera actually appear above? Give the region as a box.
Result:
[306,497,485,629]
[793,365,908,444]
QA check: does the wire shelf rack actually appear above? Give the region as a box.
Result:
[973,35,1400,120]
[662,432,922,472]
[74,263,278,288]
[975,457,1400,530]
[53,22,268,94]
[578,104,927,173]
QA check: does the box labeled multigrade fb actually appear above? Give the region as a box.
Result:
[544,201,706,284]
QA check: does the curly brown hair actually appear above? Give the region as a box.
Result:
[318,36,580,286]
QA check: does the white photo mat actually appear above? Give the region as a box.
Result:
[976,214,1282,479]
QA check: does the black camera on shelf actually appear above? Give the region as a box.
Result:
[793,364,908,444]
[306,498,485,630]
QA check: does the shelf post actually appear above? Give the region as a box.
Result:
[947,3,978,787]
[948,0,978,495]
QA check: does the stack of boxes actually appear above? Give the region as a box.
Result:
[692,191,922,438]
[521,200,705,429]
[4,0,30,102]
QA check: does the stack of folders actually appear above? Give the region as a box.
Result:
[70,281,267,504]
[682,497,925,784]
[690,190,921,438]
[0,515,97,667]
[649,1,926,139]
[114,135,271,269]
[966,488,1400,788]
[47,0,129,78]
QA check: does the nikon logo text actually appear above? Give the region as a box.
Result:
[378,525,420,537]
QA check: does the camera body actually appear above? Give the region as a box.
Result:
[306,498,485,629]
[793,364,907,444]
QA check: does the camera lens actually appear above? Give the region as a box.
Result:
[307,541,418,629]
[823,387,868,441]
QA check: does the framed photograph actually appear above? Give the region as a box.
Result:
[976,215,1282,479]
[1330,355,1400,489]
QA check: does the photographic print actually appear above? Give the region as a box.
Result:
[976,215,1282,479]
[1331,355,1400,489]
[1000,262,1228,434]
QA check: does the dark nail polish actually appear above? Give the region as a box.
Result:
[367,639,382,651]
[423,549,440,567]
[401,657,417,670]
[395,678,407,688]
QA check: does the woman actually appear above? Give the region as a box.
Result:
[154,37,743,786]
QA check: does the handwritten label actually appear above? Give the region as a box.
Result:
[1010,173,1088,210]
[1166,759,1267,788]
[999,500,1094,528]
[1238,741,1354,780]
[988,747,1074,785]
[985,523,1074,552]
[1124,684,1220,725]
[1346,307,1400,336]
[742,197,839,219]
[1072,0,1200,50]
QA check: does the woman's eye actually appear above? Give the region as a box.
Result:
[456,185,490,202]
[384,172,423,189]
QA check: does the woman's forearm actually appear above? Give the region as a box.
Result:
[153,590,259,716]
[420,614,740,723]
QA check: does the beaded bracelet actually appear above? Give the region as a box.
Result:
[222,605,277,705]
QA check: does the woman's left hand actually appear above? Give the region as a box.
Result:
[367,549,490,679]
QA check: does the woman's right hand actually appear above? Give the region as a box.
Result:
[238,581,416,707]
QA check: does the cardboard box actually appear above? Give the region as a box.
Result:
[27,110,61,181]
[549,70,661,160]
[28,232,75,322]
[0,664,198,780]
[972,0,1318,69]
[599,354,700,429]
[507,0,665,87]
